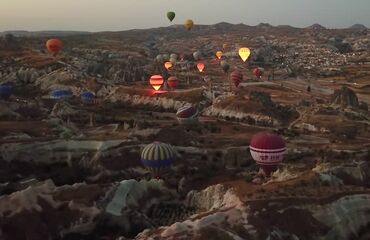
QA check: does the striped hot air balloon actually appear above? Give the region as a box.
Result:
[230,70,243,88]
[81,91,97,105]
[141,142,175,176]
[249,132,286,176]
[176,104,199,125]
[167,76,179,89]
[50,89,73,100]
[150,75,164,91]
[0,85,13,99]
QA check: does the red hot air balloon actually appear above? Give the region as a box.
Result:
[249,132,286,176]
[150,75,164,91]
[230,70,243,88]
[253,68,264,78]
[167,76,179,89]
[46,39,63,56]
[176,104,199,125]
[197,63,205,72]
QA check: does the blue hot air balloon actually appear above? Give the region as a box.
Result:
[141,142,175,176]
[50,89,73,100]
[0,85,13,99]
[81,91,96,104]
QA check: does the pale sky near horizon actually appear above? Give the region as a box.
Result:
[0,0,369,32]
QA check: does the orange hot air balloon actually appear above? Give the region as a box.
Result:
[164,61,173,70]
[239,47,251,62]
[197,63,205,72]
[216,51,223,60]
[150,75,164,91]
[46,39,63,56]
[184,19,194,30]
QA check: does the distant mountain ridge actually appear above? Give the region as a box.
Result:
[0,30,90,37]
[1,22,367,37]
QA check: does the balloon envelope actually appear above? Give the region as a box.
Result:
[239,47,251,62]
[167,76,179,89]
[163,54,170,61]
[222,65,230,73]
[46,39,63,56]
[253,68,264,78]
[141,142,175,174]
[170,53,178,60]
[156,55,163,62]
[193,51,201,60]
[164,61,173,70]
[81,91,96,104]
[176,104,199,125]
[184,19,194,30]
[249,132,286,176]
[167,12,176,22]
[216,51,223,60]
[170,57,177,65]
[150,75,164,91]
[197,63,205,72]
[230,71,243,87]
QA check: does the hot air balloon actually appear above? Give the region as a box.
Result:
[50,89,73,100]
[156,54,164,62]
[81,91,96,105]
[170,57,177,65]
[197,63,205,72]
[230,70,243,88]
[150,75,164,91]
[223,43,228,49]
[164,61,173,70]
[141,142,175,176]
[163,54,170,61]
[0,85,13,99]
[176,104,199,125]
[184,19,194,30]
[216,51,223,60]
[46,39,63,56]
[167,11,176,22]
[220,61,230,73]
[170,53,178,61]
[167,76,179,89]
[249,132,286,176]
[193,51,201,61]
[239,47,251,62]
[253,68,264,78]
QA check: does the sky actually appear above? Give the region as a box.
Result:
[0,0,369,32]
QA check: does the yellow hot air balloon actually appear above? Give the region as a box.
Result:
[164,61,173,70]
[216,51,223,60]
[184,19,194,30]
[239,47,251,62]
